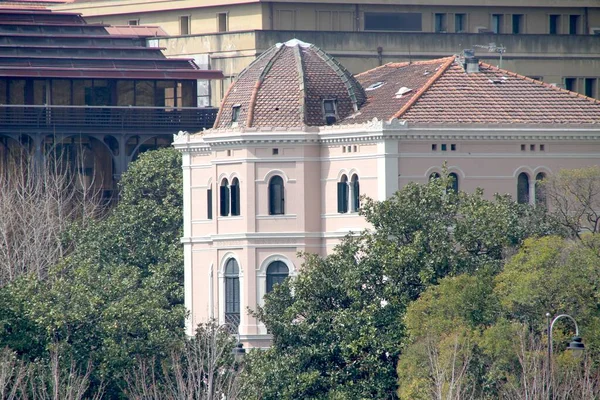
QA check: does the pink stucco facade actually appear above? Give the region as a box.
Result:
[174,120,600,347]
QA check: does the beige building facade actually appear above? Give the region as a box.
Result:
[53,0,600,106]
[173,41,600,347]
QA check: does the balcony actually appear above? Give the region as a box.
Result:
[0,104,218,135]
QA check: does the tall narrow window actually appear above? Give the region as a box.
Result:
[231,105,241,123]
[351,174,360,212]
[179,15,190,35]
[454,14,465,33]
[266,261,289,293]
[512,14,523,34]
[517,173,530,204]
[491,14,503,34]
[224,259,240,328]
[218,13,228,32]
[220,178,230,216]
[535,173,547,206]
[435,13,447,32]
[323,99,337,125]
[585,78,597,98]
[549,15,560,34]
[569,15,579,35]
[231,178,240,216]
[337,175,349,213]
[448,173,459,192]
[268,176,285,215]
[207,185,213,220]
[564,77,577,92]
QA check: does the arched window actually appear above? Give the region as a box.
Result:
[266,261,289,293]
[220,178,230,216]
[351,174,360,212]
[224,258,240,328]
[448,173,459,192]
[535,172,547,206]
[429,172,441,180]
[231,177,240,216]
[337,174,349,213]
[207,184,213,220]
[268,175,284,215]
[517,172,530,204]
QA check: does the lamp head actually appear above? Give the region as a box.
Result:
[567,336,585,357]
[232,342,246,363]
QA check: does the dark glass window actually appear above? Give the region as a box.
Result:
[585,78,596,98]
[455,14,465,33]
[224,259,240,328]
[220,178,230,216]
[429,172,441,180]
[491,14,503,34]
[351,174,360,211]
[435,13,447,33]
[569,15,579,35]
[512,14,523,34]
[268,176,285,215]
[364,12,422,31]
[448,173,459,192]
[549,15,560,34]
[337,175,349,213]
[564,78,576,92]
[517,172,530,204]
[207,185,213,220]
[535,173,547,206]
[266,261,289,293]
[231,178,240,216]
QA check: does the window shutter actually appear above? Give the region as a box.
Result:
[207,188,212,219]
[220,185,230,216]
[337,182,348,213]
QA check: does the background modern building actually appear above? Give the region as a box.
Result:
[0,8,221,196]
[174,40,600,347]
[52,0,600,106]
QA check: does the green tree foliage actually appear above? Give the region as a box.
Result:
[398,235,600,399]
[243,175,558,399]
[0,148,185,397]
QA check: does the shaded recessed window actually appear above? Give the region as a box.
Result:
[351,174,360,212]
[231,177,240,216]
[535,172,547,206]
[218,12,228,32]
[441,144,447,151]
[491,14,503,34]
[232,105,241,123]
[512,14,523,34]
[207,184,213,220]
[266,261,289,293]
[364,12,422,31]
[517,172,530,204]
[224,259,240,328]
[451,144,456,151]
[323,99,337,125]
[337,174,349,213]
[549,15,560,34]
[585,78,597,98]
[268,175,285,215]
[435,13,447,33]
[564,77,577,92]
[220,178,230,216]
[429,172,441,180]
[455,14,466,33]
[448,173,459,192]
[432,144,437,151]
[569,15,579,35]
[180,15,190,35]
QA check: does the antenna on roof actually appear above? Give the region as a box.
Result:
[473,43,506,68]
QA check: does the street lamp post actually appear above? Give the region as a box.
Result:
[207,323,246,400]
[546,313,585,399]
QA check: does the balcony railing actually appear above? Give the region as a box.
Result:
[0,104,218,134]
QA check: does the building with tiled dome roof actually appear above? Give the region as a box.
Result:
[174,41,600,347]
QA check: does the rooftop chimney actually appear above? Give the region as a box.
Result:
[462,49,479,73]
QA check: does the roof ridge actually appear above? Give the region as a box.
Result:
[247,44,287,127]
[390,56,455,121]
[479,61,600,105]
[293,44,307,126]
[310,44,366,111]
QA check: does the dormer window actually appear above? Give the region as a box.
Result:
[323,99,337,125]
[231,105,241,124]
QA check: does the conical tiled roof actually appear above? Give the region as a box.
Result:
[214,39,366,129]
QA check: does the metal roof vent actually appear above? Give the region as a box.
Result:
[465,57,480,74]
[395,87,412,98]
[366,81,385,91]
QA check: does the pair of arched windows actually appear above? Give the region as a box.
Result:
[220,178,240,217]
[517,172,546,205]
[429,172,459,192]
[223,258,289,329]
[337,174,360,213]
[268,175,285,215]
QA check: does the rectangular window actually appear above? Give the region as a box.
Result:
[450,144,456,151]
[521,144,526,151]
[220,185,230,216]
[179,15,190,35]
[218,13,228,32]
[540,144,545,151]
[569,15,579,35]
[435,13,447,33]
[491,14,503,34]
[337,182,348,213]
[432,144,437,151]
[128,19,139,26]
[454,14,465,33]
[564,77,577,92]
[364,12,422,31]
[441,144,447,151]
[512,14,523,34]
[207,188,213,220]
[272,148,279,155]
[530,144,535,151]
[231,105,241,123]
[585,78,597,98]
[549,15,560,34]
